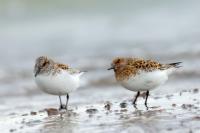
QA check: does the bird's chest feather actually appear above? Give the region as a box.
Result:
[119,70,168,91]
[35,71,80,90]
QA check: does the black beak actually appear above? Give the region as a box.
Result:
[107,67,114,70]
[34,69,40,77]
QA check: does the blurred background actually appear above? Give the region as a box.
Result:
[0,0,200,101]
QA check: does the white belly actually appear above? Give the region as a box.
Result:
[119,70,168,92]
[35,71,80,95]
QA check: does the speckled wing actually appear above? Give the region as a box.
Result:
[127,58,181,71]
[57,62,84,73]
[56,63,69,70]
[114,58,163,81]
[126,58,163,72]
[55,63,83,76]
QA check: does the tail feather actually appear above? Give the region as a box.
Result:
[168,62,182,68]
[161,62,182,75]
[160,62,182,70]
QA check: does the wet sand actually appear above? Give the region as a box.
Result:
[1,88,200,133]
[1,1,200,132]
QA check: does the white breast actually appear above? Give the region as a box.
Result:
[119,70,169,92]
[35,70,81,95]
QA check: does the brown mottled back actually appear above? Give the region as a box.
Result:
[127,58,162,71]
[111,57,164,81]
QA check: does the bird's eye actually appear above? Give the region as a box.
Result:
[42,63,46,66]
[116,59,120,64]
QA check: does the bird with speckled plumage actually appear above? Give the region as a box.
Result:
[108,57,182,108]
[34,56,84,110]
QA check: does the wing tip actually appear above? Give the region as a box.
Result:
[169,62,182,68]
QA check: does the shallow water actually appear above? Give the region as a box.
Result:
[1,89,200,133]
[0,0,200,133]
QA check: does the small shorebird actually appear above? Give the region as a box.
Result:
[108,57,181,107]
[34,56,84,110]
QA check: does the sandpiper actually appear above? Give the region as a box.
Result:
[108,57,181,107]
[34,56,84,110]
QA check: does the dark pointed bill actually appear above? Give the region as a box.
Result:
[107,67,114,70]
[35,69,40,77]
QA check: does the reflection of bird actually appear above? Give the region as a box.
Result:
[108,57,181,107]
[34,56,84,110]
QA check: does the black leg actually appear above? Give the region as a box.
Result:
[145,90,149,108]
[133,91,140,105]
[65,94,69,110]
[59,96,64,110]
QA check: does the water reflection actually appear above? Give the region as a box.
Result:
[43,111,79,133]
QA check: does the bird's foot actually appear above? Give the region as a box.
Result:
[133,103,138,109]
[145,103,149,110]
[59,105,66,111]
